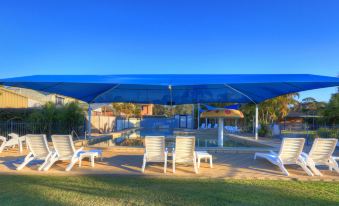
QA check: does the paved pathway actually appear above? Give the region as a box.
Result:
[1,147,338,181]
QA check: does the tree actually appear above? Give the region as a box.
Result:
[153,104,171,116]
[111,103,141,117]
[240,93,299,125]
[323,93,339,124]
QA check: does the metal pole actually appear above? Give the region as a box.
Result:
[255,104,259,140]
[218,118,224,147]
[87,105,92,140]
[192,104,195,129]
[197,103,200,130]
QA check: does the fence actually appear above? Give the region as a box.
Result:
[0,121,85,138]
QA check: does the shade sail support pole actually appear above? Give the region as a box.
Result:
[218,118,224,147]
[87,105,92,140]
[255,104,259,140]
[197,103,200,129]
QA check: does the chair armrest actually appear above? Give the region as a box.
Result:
[0,136,6,142]
[300,152,308,159]
[73,147,84,158]
[332,156,339,161]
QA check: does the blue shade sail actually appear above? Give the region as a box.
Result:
[1,74,338,105]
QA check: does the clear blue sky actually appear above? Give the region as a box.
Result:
[0,0,338,102]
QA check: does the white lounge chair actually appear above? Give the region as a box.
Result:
[213,124,218,128]
[207,123,212,129]
[301,138,339,176]
[200,123,206,129]
[0,133,22,153]
[43,135,83,171]
[172,136,197,174]
[254,138,313,176]
[16,134,53,171]
[8,133,27,152]
[141,136,168,173]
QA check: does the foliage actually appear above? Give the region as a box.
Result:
[323,93,339,124]
[153,104,172,116]
[0,108,36,121]
[117,137,144,146]
[240,94,298,128]
[153,104,193,116]
[111,103,141,117]
[28,101,85,136]
[258,124,271,137]
[0,175,338,206]
[316,127,339,139]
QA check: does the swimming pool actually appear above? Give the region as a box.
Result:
[89,128,255,148]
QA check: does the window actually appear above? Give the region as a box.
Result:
[55,96,65,105]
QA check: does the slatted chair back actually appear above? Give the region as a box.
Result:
[26,134,50,158]
[51,135,75,160]
[175,136,195,163]
[308,138,338,164]
[279,138,305,164]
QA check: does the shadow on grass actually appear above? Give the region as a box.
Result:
[0,175,338,206]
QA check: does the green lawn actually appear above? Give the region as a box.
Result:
[0,175,338,206]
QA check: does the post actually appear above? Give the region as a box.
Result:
[218,118,224,147]
[87,105,92,140]
[255,104,259,140]
[192,104,195,129]
[197,103,200,129]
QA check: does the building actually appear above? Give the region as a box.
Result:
[140,104,153,116]
[6,87,80,107]
[0,87,28,108]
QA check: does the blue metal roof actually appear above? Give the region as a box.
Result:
[1,74,338,104]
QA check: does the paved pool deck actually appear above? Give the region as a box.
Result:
[1,146,338,181]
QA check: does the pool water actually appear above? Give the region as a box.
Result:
[89,128,252,148]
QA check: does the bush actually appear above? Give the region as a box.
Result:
[258,124,272,137]
[28,102,85,136]
[316,127,339,139]
[118,138,144,146]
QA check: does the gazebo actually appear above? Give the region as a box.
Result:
[1,74,339,144]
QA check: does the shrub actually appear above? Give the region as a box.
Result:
[316,127,339,139]
[258,124,272,137]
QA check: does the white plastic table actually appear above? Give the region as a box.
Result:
[78,150,102,167]
[196,151,213,168]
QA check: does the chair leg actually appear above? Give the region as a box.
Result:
[197,157,201,168]
[16,156,34,170]
[66,158,78,171]
[43,157,58,171]
[172,156,176,173]
[297,162,313,176]
[164,157,167,174]
[254,153,257,160]
[193,158,198,174]
[210,157,213,168]
[0,142,6,153]
[278,164,289,176]
[141,155,146,173]
[38,153,53,171]
[307,161,322,176]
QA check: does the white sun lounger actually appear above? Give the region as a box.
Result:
[0,133,22,153]
[254,138,313,176]
[43,135,83,171]
[172,136,197,174]
[301,138,339,176]
[142,136,168,173]
[16,134,53,171]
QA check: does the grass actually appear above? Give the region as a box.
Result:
[0,175,338,206]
